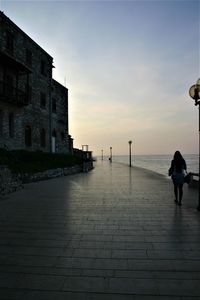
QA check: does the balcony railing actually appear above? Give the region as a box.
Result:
[0,81,29,106]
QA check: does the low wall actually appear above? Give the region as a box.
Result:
[22,165,83,183]
[188,172,199,189]
[83,161,93,172]
[0,161,93,195]
[0,165,23,195]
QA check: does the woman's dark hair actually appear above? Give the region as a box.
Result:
[173,151,184,172]
[174,151,183,161]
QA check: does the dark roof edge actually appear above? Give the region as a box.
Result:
[0,11,53,61]
[52,78,68,91]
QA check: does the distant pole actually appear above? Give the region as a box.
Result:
[128,140,132,167]
[189,79,200,211]
[101,149,103,160]
[110,147,112,163]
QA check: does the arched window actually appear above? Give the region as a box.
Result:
[0,110,3,137]
[61,132,65,141]
[52,129,57,153]
[25,125,32,147]
[40,128,46,147]
[9,112,14,138]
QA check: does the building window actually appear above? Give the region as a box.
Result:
[40,128,46,147]
[25,125,32,147]
[52,98,57,113]
[9,112,14,138]
[6,31,14,54]
[26,49,32,66]
[40,92,46,108]
[61,132,65,141]
[52,129,57,153]
[41,60,45,75]
[0,110,3,137]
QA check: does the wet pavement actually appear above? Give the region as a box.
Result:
[0,160,199,299]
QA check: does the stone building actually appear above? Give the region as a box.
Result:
[0,11,73,153]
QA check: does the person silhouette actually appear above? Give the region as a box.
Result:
[168,151,187,206]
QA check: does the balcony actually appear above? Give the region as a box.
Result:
[0,51,32,75]
[0,81,29,106]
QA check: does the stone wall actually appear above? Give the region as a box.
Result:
[0,165,23,195]
[22,165,83,183]
[0,161,93,195]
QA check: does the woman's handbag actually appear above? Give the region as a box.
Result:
[184,172,191,184]
[168,167,172,176]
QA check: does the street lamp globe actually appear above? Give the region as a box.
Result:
[189,78,200,104]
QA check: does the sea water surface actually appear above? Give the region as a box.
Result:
[100,154,198,178]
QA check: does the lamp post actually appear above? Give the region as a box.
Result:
[128,140,132,167]
[189,78,200,211]
[101,149,103,161]
[110,147,112,162]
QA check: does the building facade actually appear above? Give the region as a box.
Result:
[0,11,72,153]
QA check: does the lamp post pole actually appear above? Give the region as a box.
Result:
[128,140,132,167]
[110,147,112,163]
[189,79,200,211]
[101,149,103,161]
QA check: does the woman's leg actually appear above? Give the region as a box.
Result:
[178,184,183,205]
[174,184,178,203]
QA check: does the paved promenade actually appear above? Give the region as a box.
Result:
[0,160,200,300]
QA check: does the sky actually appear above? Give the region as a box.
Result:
[1,0,199,155]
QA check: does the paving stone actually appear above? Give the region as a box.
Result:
[81,269,114,277]
[22,291,88,300]
[18,273,65,290]
[108,277,158,294]
[62,276,108,293]
[86,293,135,300]
[0,272,22,288]
[157,279,200,296]
[112,249,148,259]
[0,288,26,299]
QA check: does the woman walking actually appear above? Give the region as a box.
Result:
[169,151,187,206]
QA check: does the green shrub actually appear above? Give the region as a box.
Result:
[0,149,82,174]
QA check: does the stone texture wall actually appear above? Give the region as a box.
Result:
[0,161,93,195]
[22,165,83,183]
[0,165,23,195]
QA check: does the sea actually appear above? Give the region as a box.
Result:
[99,154,198,179]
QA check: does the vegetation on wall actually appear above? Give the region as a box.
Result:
[0,149,82,174]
